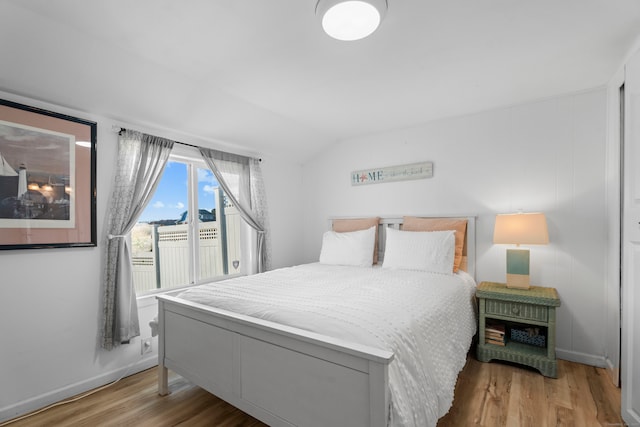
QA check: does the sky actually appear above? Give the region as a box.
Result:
[138,161,219,223]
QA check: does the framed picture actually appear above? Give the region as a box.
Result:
[0,99,96,249]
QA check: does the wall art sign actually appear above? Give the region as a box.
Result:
[351,161,433,186]
[0,99,97,249]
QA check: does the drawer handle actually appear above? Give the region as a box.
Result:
[511,306,520,315]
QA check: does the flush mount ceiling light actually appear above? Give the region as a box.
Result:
[316,0,388,41]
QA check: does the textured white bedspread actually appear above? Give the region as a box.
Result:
[177,263,477,427]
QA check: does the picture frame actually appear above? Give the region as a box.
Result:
[0,98,97,249]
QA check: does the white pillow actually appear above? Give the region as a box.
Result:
[382,228,455,274]
[319,226,376,267]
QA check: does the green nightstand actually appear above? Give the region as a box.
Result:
[476,281,561,378]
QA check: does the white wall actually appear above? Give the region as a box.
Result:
[0,91,305,422]
[302,88,609,366]
[261,155,306,269]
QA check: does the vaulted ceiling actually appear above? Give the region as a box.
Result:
[2,1,640,162]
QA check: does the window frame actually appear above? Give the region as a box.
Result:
[134,145,246,299]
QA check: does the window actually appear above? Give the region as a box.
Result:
[130,147,243,295]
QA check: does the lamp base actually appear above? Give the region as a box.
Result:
[506,248,531,290]
[506,273,530,289]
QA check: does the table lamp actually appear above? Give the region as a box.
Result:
[493,212,549,289]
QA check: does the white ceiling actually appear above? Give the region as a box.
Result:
[1,1,640,162]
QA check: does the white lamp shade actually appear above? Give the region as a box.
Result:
[493,212,549,245]
[316,0,387,41]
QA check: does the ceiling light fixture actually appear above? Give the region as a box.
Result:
[316,0,388,41]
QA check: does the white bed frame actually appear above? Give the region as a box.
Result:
[156,215,476,427]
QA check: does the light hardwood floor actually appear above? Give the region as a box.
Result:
[438,357,625,427]
[2,356,625,427]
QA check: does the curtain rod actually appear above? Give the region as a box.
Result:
[114,126,261,161]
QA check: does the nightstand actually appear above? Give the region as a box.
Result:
[476,281,561,378]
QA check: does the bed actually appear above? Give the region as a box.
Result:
[155,215,477,427]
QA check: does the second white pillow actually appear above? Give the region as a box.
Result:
[382,227,455,274]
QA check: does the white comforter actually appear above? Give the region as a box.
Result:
[176,263,477,427]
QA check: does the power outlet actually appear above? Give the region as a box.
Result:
[141,338,152,355]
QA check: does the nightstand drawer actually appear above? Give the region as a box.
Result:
[485,299,548,322]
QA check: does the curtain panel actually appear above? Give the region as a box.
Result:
[199,148,271,273]
[100,130,174,350]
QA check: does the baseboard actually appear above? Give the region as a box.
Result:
[556,348,607,368]
[0,356,158,423]
[604,356,620,387]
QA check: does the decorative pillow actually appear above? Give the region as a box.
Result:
[382,228,455,274]
[319,226,377,267]
[332,217,380,263]
[401,217,468,273]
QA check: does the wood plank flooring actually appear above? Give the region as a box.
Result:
[438,357,625,427]
[2,356,625,427]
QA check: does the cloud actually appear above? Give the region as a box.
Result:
[198,168,217,183]
[154,201,185,209]
[0,123,68,146]
[202,184,217,194]
[0,124,36,141]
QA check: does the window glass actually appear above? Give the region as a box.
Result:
[130,155,241,295]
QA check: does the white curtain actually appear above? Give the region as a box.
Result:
[101,130,174,350]
[199,148,271,273]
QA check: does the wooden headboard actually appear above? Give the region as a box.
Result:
[329,215,476,279]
